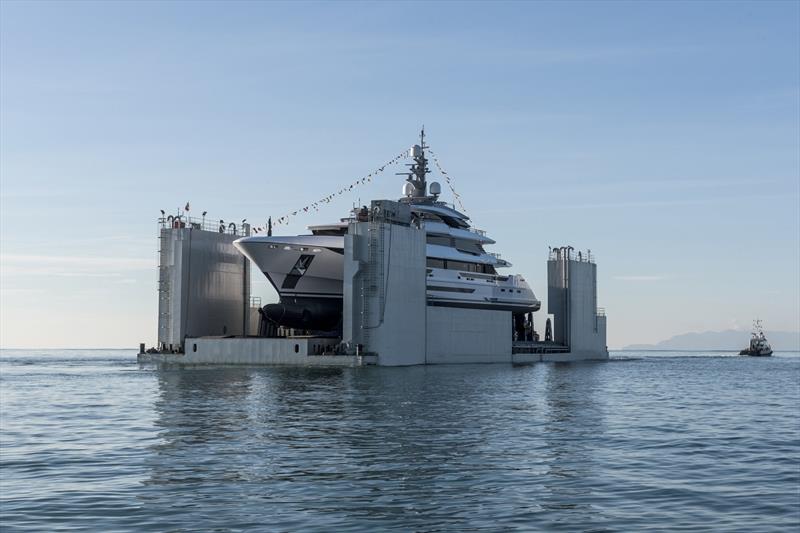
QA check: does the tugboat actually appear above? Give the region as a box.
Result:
[739,320,773,357]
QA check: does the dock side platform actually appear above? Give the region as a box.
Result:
[138,336,376,367]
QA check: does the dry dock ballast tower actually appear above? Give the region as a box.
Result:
[547,247,607,358]
[156,216,255,353]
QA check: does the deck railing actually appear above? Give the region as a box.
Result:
[548,248,595,263]
[158,216,250,236]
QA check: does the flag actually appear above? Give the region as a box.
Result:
[184,202,190,211]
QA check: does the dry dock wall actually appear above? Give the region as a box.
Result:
[426,307,512,364]
[342,201,515,365]
[343,202,427,366]
[547,250,608,359]
[158,225,251,351]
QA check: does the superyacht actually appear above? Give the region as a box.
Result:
[234,131,541,330]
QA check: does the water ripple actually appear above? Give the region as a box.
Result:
[1,350,798,531]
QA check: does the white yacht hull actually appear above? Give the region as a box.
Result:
[425,268,541,312]
[234,236,540,313]
[236,236,344,300]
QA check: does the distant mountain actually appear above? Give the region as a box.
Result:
[623,330,800,351]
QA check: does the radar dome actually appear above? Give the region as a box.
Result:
[429,182,442,196]
[403,182,415,197]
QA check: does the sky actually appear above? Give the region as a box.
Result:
[1,0,798,349]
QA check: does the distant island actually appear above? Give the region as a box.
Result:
[623,330,800,351]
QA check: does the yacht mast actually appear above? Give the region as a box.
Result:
[405,127,430,198]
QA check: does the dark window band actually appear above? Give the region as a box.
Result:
[427,285,476,293]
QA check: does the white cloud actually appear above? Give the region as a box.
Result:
[473,193,791,214]
[0,287,46,295]
[500,44,703,65]
[613,275,666,282]
[0,254,152,278]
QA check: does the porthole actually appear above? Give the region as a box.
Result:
[193,343,197,352]
[294,344,299,353]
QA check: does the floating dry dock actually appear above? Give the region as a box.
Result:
[139,201,607,367]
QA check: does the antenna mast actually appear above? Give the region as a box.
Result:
[403,126,430,198]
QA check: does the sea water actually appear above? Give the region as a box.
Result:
[1,350,798,532]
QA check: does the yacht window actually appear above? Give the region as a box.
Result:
[426,258,445,269]
[447,260,466,271]
[426,259,494,273]
[419,212,443,223]
[311,228,347,236]
[441,216,469,229]
[454,239,485,255]
[448,260,481,273]
[426,235,453,247]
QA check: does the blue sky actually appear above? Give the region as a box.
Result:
[1,1,798,348]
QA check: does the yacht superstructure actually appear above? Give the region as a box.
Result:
[234,130,541,330]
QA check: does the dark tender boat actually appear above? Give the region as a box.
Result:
[739,320,773,356]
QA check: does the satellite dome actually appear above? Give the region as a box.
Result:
[403,182,415,197]
[429,182,442,197]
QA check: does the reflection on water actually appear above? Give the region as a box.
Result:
[1,352,799,531]
[540,363,604,519]
[145,365,531,529]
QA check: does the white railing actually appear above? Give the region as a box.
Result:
[548,248,594,263]
[158,216,250,236]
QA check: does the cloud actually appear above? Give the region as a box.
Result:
[0,287,46,295]
[613,275,665,282]
[1,253,152,267]
[0,254,152,278]
[0,186,76,199]
[498,44,703,65]
[473,192,792,214]
[531,177,784,195]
